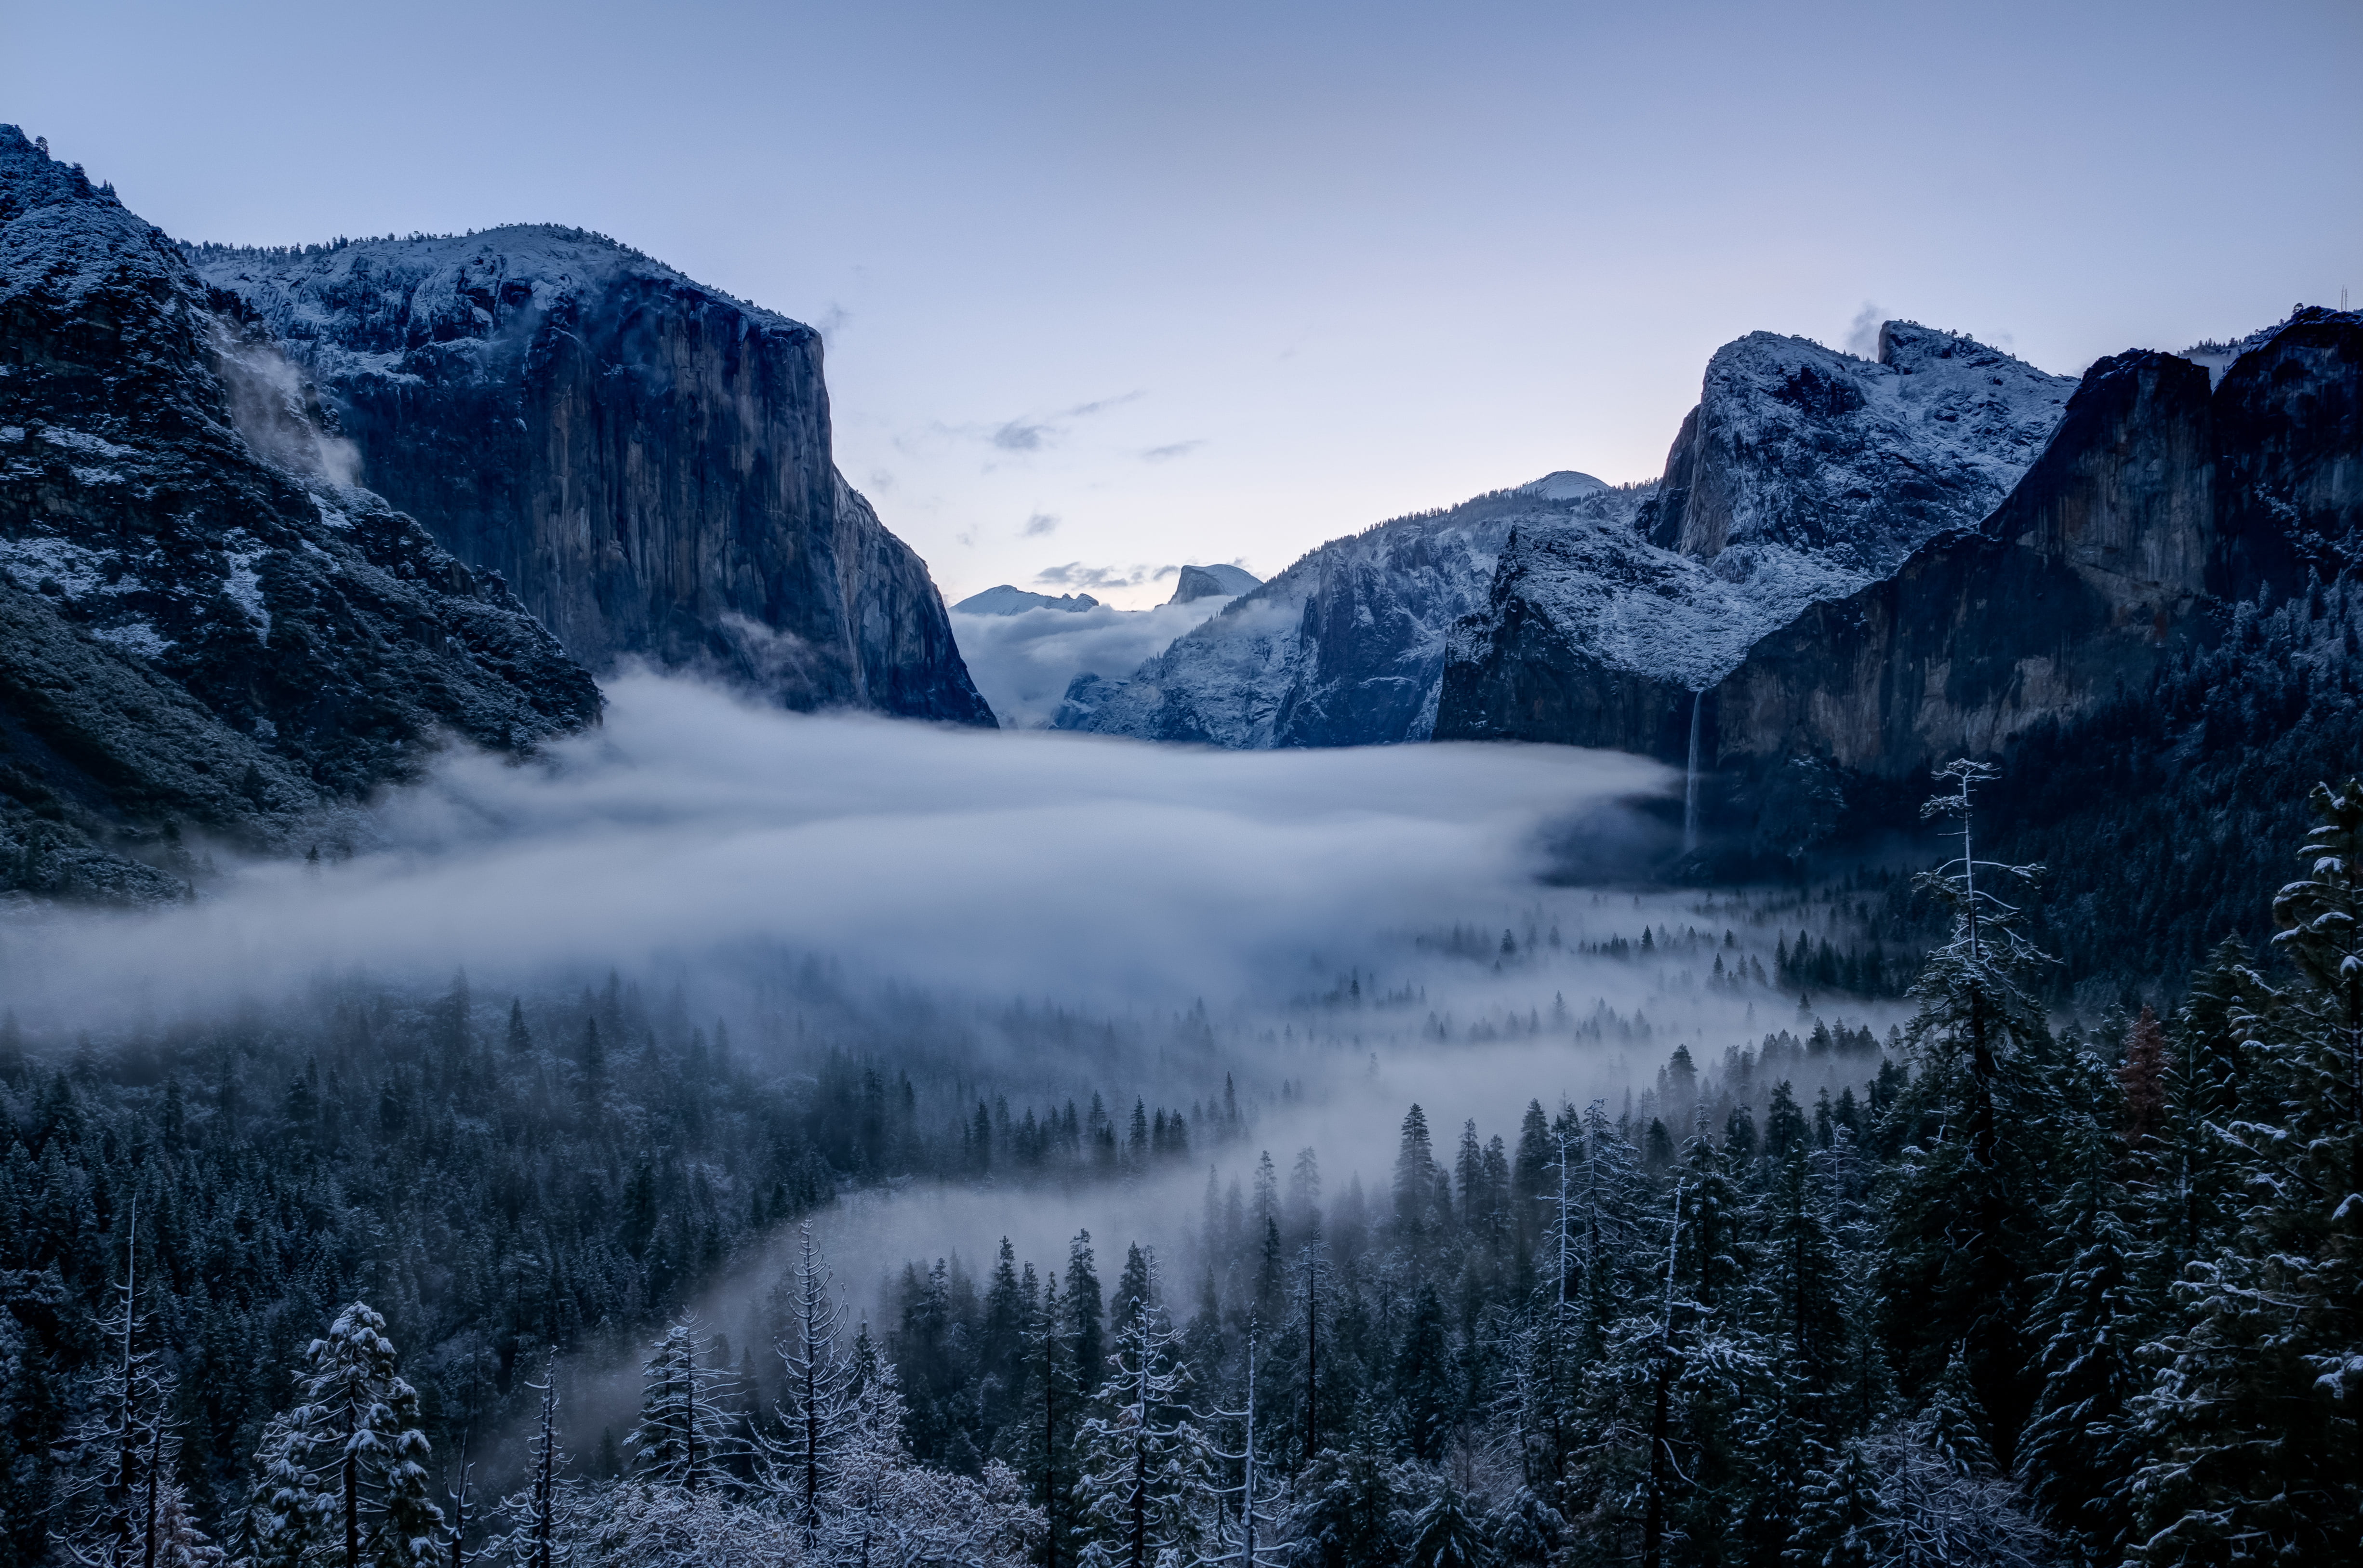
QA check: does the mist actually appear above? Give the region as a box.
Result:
[1,666,1918,1477]
[949,598,1233,727]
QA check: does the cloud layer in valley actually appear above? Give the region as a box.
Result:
[0,672,1673,1033]
[950,597,1230,727]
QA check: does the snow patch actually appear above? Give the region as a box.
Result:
[40,426,133,459]
[223,534,271,641]
[89,620,174,659]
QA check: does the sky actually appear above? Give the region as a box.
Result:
[6,0,2358,607]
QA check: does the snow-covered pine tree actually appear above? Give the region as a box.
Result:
[1877,758,2058,1460]
[624,1314,742,1493]
[238,1301,442,1568]
[487,1353,570,1568]
[2127,779,2363,1563]
[1400,1476,1490,1568]
[1068,1250,1221,1568]
[1845,1355,2051,1568]
[1281,1448,1408,1568]
[1197,1316,1283,1568]
[56,1197,222,1567]
[823,1324,1044,1567]
[756,1223,857,1544]
[2017,1100,2146,1565]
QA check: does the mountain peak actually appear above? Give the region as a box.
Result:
[1166,563,1261,604]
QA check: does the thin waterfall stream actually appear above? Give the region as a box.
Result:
[1683,689,1703,854]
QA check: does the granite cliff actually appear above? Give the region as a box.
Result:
[0,126,601,898]
[192,229,992,725]
[1437,307,2360,861]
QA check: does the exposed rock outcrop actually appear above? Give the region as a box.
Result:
[1710,311,2359,789]
[192,228,993,726]
[1167,563,1260,604]
[1436,326,2076,752]
[0,127,602,898]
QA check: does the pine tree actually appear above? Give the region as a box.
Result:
[1878,759,2058,1459]
[1069,1251,1220,1568]
[1283,1448,1407,1568]
[239,1301,442,1568]
[2128,779,2363,1562]
[756,1223,855,1543]
[1401,1476,1491,1568]
[624,1314,741,1493]
[2018,1109,2146,1564]
[489,1353,565,1568]
[57,1199,219,1567]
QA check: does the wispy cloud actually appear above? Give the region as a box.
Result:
[1035,561,1171,589]
[1022,513,1060,537]
[975,391,1145,454]
[1141,440,1204,462]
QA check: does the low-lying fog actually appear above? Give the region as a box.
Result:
[2,670,1907,1424]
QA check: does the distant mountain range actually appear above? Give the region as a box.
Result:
[6,116,2355,903]
[1056,307,2361,867]
[953,563,1261,618]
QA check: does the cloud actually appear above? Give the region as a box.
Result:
[1845,302,1884,359]
[949,597,1230,727]
[1142,440,1204,462]
[0,674,1677,1029]
[1022,512,1060,537]
[977,391,1145,454]
[1033,561,1161,589]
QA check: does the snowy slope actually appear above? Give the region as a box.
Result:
[1055,477,1650,746]
[1647,321,2077,577]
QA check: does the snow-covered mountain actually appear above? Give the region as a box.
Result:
[954,585,1102,615]
[1053,475,1635,746]
[1062,322,2075,751]
[0,127,600,899]
[1435,324,2078,749]
[191,227,992,725]
[1168,563,1261,602]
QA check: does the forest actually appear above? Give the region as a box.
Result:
[3,768,2358,1567]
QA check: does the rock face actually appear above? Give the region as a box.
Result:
[0,127,602,898]
[192,228,993,726]
[1167,563,1261,603]
[1643,322,2078,571]
[1056,479,1624,746]
[1709,311,2360,793]
[1436,326,2075,753]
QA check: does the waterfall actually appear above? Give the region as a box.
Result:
[1683,689,1704,855]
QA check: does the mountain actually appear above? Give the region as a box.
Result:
[1053,479,1624,746]
[1435,324,2078,754]
[1703,308,2361,851]
[0,127,600,899]
[1064,323,2073,752]
[190,228,993,726]
[954,585,1102,615]
[1431,306,2360,897]
[1167,563,1261,603]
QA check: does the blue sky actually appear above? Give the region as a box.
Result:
[7,0,2357,605]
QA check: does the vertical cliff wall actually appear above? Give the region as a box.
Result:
[1709,312,2359,792]
[0,128,602,898]
[1435,324,2076,755]
[193,230,994,726]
